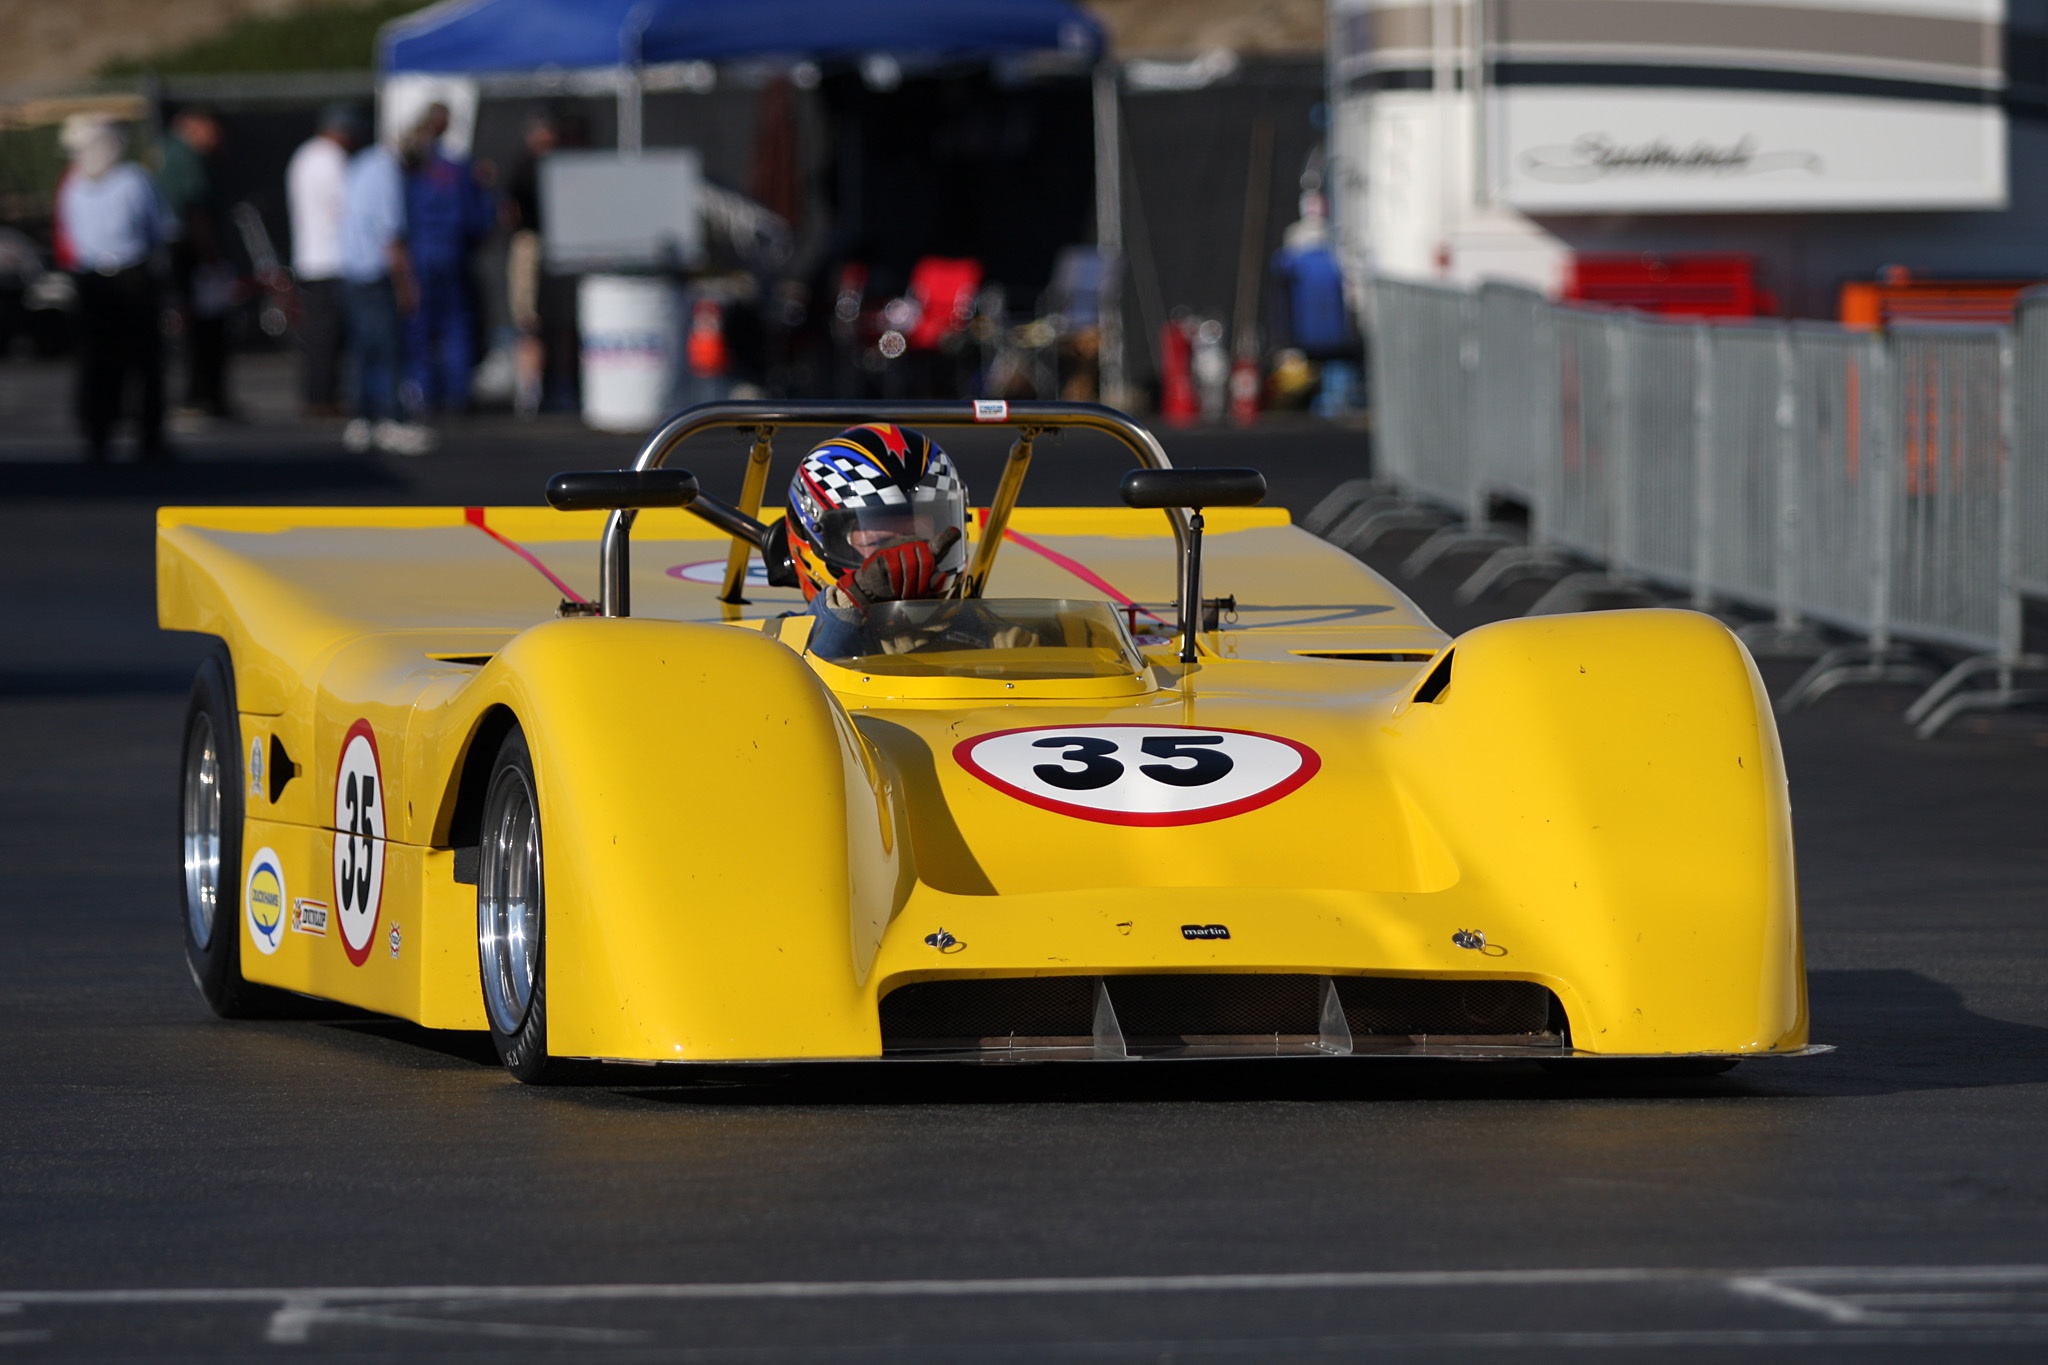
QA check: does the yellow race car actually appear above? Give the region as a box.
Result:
[159,401,1813,1081]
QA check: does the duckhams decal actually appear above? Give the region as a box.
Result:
[244,846,286,956]
[332,719,386,966]
[953,724,1319,826]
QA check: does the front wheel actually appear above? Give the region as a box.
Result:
[181,650,294,1018]
[477,725,560,1082]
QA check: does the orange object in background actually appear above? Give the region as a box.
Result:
[905,257,983,351]
[1566,253,1774,318]
[1159,319,1198,427]
[687,298,727,377]
[1838,267,2044,329]
[1229,356,1260,427]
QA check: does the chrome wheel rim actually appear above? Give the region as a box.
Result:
[478,764,542,1035]
[182,713,222,950]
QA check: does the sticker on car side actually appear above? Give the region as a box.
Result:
[332,719,386,966]
[292,899,328,937]
[953,724,1319,826]
[667,559,774,589]
[245,846,286,956]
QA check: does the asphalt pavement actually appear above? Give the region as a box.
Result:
[3,354,2047,1363]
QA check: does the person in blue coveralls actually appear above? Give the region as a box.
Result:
[1270,191,1360,417]
[401,104,494,413]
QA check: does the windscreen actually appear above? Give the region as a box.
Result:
[816,598,1147,680]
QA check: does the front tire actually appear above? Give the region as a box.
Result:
[181,650,293,1018]
[477,725,558,1082]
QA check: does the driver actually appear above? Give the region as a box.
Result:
[785,423,969,656]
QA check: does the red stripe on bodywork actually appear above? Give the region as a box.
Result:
[464,507,589,604]
[999,526,1169,624]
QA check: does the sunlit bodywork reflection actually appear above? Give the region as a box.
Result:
[182,713,220,950]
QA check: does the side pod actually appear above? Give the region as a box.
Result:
[433,619,904,1061]
[1381,609,1806,1055]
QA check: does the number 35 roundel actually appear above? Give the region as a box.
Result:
[332,718,387,965]
[953,724,1319,826]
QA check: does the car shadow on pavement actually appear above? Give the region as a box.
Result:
[1754,968,2048,1098]
[291,967,2048,1106]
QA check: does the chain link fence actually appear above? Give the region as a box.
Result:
[1363,275,2048,736]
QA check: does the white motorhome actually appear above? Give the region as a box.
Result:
[1330,0,2043,313]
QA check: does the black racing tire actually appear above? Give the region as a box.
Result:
[181,648,297,1019]
[476,724,565,1083]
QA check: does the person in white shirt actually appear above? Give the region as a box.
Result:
[58,118,172,461]
[287,104,362,417]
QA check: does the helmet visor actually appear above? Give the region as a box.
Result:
[814,485,967,578]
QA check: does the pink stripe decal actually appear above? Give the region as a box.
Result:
[464,507,590,604]
[999,526,1168,624]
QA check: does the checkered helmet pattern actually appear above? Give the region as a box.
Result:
[786,424,968,591]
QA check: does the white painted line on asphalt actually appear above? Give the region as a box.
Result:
[4,1268,2048,1352]
[266,1300,645,1346]
[0,1268,2039,1358]
[0,1266,1695,1306]
[1728,1275,1872,1324]
[0,1264,2043,1308]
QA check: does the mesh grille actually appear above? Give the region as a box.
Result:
[1109,974,1321,1037]
[880,976,1095,1044]
[880,974,1557,1050]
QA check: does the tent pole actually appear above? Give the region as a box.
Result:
[1093,60,1126,411]
[618,65,643,156]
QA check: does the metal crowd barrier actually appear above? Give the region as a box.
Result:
[1362,274,2048,736]
[2018,291,2048,604]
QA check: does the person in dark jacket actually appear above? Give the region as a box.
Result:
[401,104,494,412]
[159,106,234,419]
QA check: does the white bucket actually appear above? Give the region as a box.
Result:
[578,274,681,433]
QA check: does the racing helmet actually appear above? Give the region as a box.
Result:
[784,423,969,599]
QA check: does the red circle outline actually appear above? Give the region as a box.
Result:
[951,722,1321,827]
[333,717,386,966]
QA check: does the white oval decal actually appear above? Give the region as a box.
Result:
[332,719,387,966]
[954,724,1319,826]
[667,558,774,589]
[244,846,286,956]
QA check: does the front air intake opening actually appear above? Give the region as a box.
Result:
[1411,650,1454,703]
[878,974,1564,1057]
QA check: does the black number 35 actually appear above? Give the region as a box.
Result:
[1030,733,1234,791]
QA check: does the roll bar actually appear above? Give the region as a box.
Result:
[595,400,1185,619]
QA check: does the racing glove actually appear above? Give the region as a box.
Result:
[838,525,962,609]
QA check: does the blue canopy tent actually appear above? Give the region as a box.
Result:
[383,0,1103,150]
[380,0,1125,399]
[383,0,1102,73]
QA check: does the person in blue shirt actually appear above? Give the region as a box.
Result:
[58,118,172,460]
[401,104,494,413]
[337,132,434,456]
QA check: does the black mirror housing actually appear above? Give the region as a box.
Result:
[1120,467,1266,510]
[547,469,700,511]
